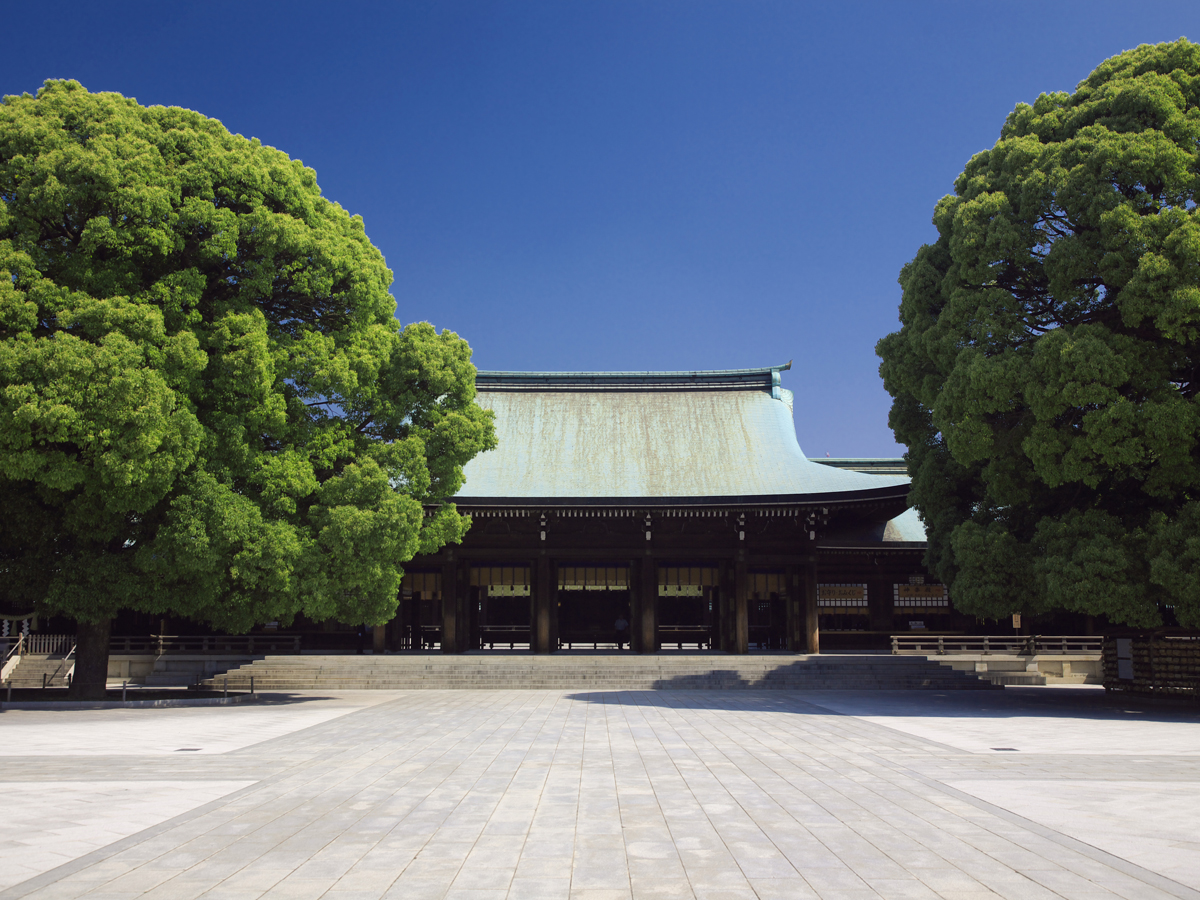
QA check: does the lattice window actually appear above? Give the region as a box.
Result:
[818,584,868,613]
[659,566,717,596]
[558,566,628,591]
[401,571,442,600]
[471,566,531,597]
[893,583,949,610]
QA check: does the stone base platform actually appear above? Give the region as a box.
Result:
[200,652,1000,691]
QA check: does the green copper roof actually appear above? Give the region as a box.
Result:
[883,507,927,542]
[456,367,909,505]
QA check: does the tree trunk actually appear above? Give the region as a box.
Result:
[69,618,111,700]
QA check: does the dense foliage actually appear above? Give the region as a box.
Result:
[877,40,1200,628]
[0,81,495,691]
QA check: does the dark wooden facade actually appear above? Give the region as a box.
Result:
[391,495,940,655]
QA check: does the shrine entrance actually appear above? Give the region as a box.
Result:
[399,571,442,649]
[748,571,788,650]
[557,565,632,650]
[469,565,531,649]
[657,565,718,650]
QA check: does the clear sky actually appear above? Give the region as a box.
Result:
[5,1,1200,455]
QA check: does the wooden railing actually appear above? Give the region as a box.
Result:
[660,625,712,650]
[892,634,1103,656]
[3,634,73,655]
[477,625,529,650]
[108,634,303,654]
[1,635,25,684]
[46,643,77,687]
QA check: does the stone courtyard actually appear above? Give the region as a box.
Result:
[1,686,1198,900]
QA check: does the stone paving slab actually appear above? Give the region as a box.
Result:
[0,688,1197,899]
[0,693,403,756]
[0,782,255,892]
[947,780,1200,888]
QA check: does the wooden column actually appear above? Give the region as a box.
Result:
[372,625,386,654]
[786,565,803,652]
[868,575,891,634]
[638,555,658,653]
[441,556,459,654]
[396,586,410,650]
[803,562,820,654]
[629,559,642,653]
[733,555,749,654]
[716,561,731,651]
[534,555,553,654]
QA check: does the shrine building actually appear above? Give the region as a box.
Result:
[391,363,950,654]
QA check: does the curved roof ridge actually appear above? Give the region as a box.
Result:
[475,362,792,392]
[476,362,791,380]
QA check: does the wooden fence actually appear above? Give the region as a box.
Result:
[892,635,1103,656]
[1103,633,1200,699]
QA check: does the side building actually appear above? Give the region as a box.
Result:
[388,364,959,654]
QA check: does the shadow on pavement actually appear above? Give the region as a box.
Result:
[564,684,1200,725]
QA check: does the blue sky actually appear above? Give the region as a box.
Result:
[5,1,1200,455]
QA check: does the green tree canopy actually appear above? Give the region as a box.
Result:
[877,39,1200,630]
[0,81,495,694]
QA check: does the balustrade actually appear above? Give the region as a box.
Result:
[890,634,1102,656]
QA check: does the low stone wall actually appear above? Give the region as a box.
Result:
[107,655,155,683]
[106,654,258,685]
[934,654,1101,685]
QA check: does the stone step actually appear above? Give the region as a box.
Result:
[200,654,999,691]
[3,654,74,688]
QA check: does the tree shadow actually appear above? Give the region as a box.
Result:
[564,682,1200,725]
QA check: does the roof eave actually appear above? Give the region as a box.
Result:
[449,482,910,509]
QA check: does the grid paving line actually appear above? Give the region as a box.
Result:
[3,689,1199,900]
[7,692,536,900]
[643,700,1156,900]
[720,710,1070,892]
[651,696,901,893]
[611,694,695,899]
[620,692,817,899]
[850,749,1200,900]
[442,692,567,898]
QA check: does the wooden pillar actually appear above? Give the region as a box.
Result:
[638,556,658,653]
[629,559,642,653]
[716,561,731,651]
[396,586,410,650]
[372,625,386,654]
[803,562,820,654]
[534,555,553,654]
[734,555,749,654]
[786,565,803,652]
[441,557,459,654]
[868,575,891,634]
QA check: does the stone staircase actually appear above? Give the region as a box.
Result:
[3,654,75,688]
[201,653,1000,691]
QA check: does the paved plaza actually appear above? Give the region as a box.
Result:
[1,687,1198,900]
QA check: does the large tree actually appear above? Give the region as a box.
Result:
[0,81,495,697]
[877,39,1200,630]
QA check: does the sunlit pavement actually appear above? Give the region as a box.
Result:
[1,686,1198,899]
